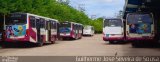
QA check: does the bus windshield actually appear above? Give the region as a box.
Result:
[104,19,122,27]
[5,14,27,25]
[127,14,152,34]
[60,22,71,28]
[127,14,153,24]
[59,22,71,33]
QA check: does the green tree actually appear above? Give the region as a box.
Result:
[0,0,102,33]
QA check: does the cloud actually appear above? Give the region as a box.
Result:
[104,0,113,2]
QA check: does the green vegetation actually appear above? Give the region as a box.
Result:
[90,18,103,33]
[0,0,103,33]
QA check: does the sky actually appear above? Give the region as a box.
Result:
[69,0,125,18]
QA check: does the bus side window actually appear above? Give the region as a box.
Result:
[75,24,77,30]
[73,24,75,30]
[40,18,45,28]
[47,21,51,30]
[29,16,36,28]
[77,25,79,30]
[51,21,53,29]
[53,21,57,30]
[45,20,47,30]
[36,19,40,28]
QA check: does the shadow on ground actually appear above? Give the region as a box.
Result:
[103,41,160,48]
[0,42,53,48]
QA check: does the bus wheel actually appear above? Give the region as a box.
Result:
[51,41,55,44]
[51,36,56,44]
[37,38,43,47]
[131,41,141,48]
[37,42,43,47]
[74,35,78,40]
[109,41,118,44]
[1,42,11,48]
[1,42,6,48]
[109,41,116,44]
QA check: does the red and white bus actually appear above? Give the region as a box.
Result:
[103,19,125,44]
[59,21,83,40]
[4,13,59,46]
[126,13,155,47]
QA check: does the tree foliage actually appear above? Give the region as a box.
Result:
[0,0,102,33]
[91,18,103,33]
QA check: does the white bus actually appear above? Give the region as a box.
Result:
[103,19,124,44]
[126,13,155,47]
[83,25,94,36]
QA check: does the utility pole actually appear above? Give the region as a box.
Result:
[91,15,97,20]
[78,4,85,12]
[116,10,123,18]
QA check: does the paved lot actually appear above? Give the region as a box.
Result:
[0,34,160,56]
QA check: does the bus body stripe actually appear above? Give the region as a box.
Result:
[29,28,37,42]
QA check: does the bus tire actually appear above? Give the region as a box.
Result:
[131,41,141,48]
[74,34,78,40]
[1,42,6,48]
[51,41,55,44]
[51,36,56,44]
[109,41,118,44]
[37,37,43,47]
[1,42,11,48]
[109,41,116,44]
[37,42,43,47]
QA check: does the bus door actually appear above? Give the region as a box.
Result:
[77,25,80,38]
[73,24,77,38]
[47,21,51,42]
[36,18,41,42]
[52,21,57,35]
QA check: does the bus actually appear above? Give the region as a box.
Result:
[83,25,94,36]
[59,21,83,40]
[103,19,124,44]
[4,13,59,47]
[126,13,155,47]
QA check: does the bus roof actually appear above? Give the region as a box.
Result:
[62,21,83,25]
[104,18,122,21]
[104,18,122,20]
[10,12,59,22]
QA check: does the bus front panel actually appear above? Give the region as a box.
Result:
[5,13,28,42]
[126,13,154,40]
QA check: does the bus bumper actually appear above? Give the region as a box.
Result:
[126,37,154,41]
[103,37,124,41]
[5,37,29,42]
[60,35,72,38]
